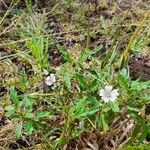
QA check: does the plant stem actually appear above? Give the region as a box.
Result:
[55,106,71,148]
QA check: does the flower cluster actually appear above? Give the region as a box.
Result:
[45,75,119,104]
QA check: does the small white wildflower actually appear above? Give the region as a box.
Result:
[99,85,119,103]
[45,74,56,86]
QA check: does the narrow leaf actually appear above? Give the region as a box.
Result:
[15,122,23,139]
[56,44,72,63]
[10,87,19,107]
[110,101,119,112]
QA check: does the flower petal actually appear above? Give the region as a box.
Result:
[105,85,113,92]
[111,89,119,97]
[109,90,119,102]
[109,96,117,102]
[101,96,110,103]
[50,74,56,83]
[99,89,105,97]
[45,79,52,86]
[45,74,56,86]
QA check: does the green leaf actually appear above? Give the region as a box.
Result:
[10,87,19,107]
[63,72,72,89]
[11,114,22,120]
[24,120,34,134]
[78,49,91,64]
[131,39,145,52]
[120,68,129,79]
[110,101,119,112]
[131,80,150,91]
[16,51,34,66]
[35,111,52,120]
[56,44,72,64]
[101,113,109,132]
[23,96,35,110]
[26,39,39,59]
[75,108,99,119]
[129,120,145,144]
[86,68,102,79]
[23,96,31,109]
[103,105,111,113]
[45,128,60,138]
[76,73,88,90]
[43,68,49,75]
[72,97,99,119]
[127,106,140,112]
[108,48,118,65]
[26,37,49,70]
[71,128,85,138]
[118,68,129,89]
[60,65,74,90]
[15,122,23,139]
[102,41,118,69]
[78,46,102,64]
[5,106,16,117]
[138,122,150,144]
[123,145,150,150]
[118,75,128,90]
[86,96,101,107]
[127,106,140,118]
[78,50,90,63]
[24,113,34,119]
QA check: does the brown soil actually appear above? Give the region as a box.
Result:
[129,54,150,81]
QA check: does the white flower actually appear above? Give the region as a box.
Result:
[45,74,56,86]
[99,85,119,103]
